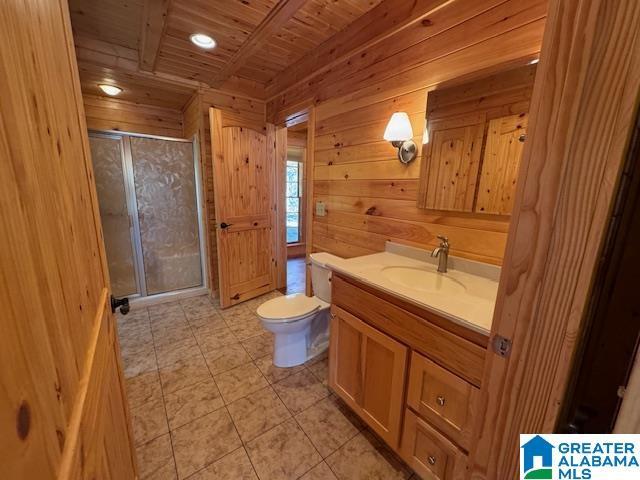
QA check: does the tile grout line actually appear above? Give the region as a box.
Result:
[189,302,264,480]
[214,307,269,479]
[149,304,183,480]
[267,370,328,478]
[217,298,324,480]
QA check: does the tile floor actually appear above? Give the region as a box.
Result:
[118,292,416,480]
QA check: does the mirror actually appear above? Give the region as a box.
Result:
[417,63,537,215]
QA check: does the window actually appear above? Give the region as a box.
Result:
[286,160,303,243]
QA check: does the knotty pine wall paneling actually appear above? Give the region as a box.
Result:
[268,0,548,265]
[83,94,184,138]
[183,91,216,294]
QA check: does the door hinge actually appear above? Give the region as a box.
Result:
[492,334,512,357]
[617,385,626,399]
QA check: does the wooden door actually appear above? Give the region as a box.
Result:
[210,108,286,308]
[0,1,137,478]
[420,114,486,212]
[475,113,528,215]
[329,306,408,447]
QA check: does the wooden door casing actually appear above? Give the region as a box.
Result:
[329,306,408,447]
[210,108,284,308]
[0,0,136,477]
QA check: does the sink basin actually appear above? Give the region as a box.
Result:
[380,266,467,295]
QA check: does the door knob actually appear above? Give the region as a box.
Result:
[219,222,233,229]
[110,295,130,315]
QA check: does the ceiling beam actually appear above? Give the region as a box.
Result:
[139,0,171,72]
[209,0,308,88]
[265,0,453,100]
[74,35,200,88]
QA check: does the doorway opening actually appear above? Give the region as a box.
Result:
[88,131,207,306]
[284,122,308,294]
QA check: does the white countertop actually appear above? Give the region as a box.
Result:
[325,243,500,335]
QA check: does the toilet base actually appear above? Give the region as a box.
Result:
[272,331,329,368]
[273,330,309,367]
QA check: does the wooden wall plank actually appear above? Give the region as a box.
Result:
[83,94,184,138]
[314,179,419,200]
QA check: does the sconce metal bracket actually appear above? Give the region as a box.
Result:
[395,139,417,164]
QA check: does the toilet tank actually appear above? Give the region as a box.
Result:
[309,252,343,303]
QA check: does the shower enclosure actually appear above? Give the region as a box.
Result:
[89,131,206,302]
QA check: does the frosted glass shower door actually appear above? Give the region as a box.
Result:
[130,137,203,295]
[89,135,139,297]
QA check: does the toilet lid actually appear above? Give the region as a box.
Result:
[257,293,326,323]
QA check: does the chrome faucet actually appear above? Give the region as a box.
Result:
[431,235,449,273]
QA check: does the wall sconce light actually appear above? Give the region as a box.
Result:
[384,112,417,164]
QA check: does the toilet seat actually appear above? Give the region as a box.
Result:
[257,293,329,324]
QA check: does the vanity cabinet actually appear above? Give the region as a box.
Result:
[329,273,489,479]
[328,305,408,447]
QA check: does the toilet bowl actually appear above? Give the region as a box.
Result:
[257,252,342,367]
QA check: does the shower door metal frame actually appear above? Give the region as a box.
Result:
[89,131,145,299]
[89,129,208,302]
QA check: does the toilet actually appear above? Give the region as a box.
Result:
[257,252,342,367]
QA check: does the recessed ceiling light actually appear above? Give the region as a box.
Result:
[528,58,540,65]
[190,33,216,49]
[98,84,122,96]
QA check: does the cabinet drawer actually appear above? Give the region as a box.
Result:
[400,409,467,480]
[407,352,479,450]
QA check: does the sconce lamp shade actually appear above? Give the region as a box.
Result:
[383,112,414,141]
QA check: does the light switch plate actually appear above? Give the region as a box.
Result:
[315,201,326,217]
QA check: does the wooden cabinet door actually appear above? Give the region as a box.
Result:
[0,1,136,478]
[329,306,408,447]
[210,109,286,308]
[418,114,486,212]
[475,113,528,215]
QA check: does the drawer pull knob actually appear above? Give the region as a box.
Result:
[436,395,446,407]
[428,456,437,465]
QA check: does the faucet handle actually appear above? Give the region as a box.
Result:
[437,235,449,245]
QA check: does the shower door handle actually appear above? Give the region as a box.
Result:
[110,295,130,315]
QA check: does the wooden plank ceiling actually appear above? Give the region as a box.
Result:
[69,0,384,106]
